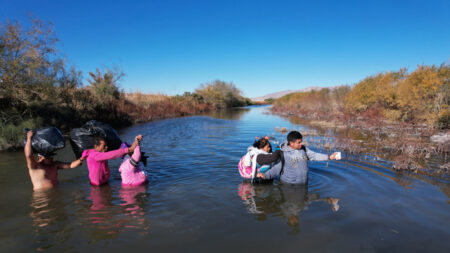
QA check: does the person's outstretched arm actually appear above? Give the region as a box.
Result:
[256,150,281,165]
[93,148,129,161]
[306,148,339,161]
[262,160,283,179]
[56,157,84,170]
[305,147,330,161]
[24,131,38,170]
[93,135,143,161]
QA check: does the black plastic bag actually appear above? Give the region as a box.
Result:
[70,120,122,158]
[23,127,65,157]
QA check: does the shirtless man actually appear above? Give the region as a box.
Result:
[25,130,84,191]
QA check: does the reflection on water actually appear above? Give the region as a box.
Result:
[30,190,55,229]
[85,185,150,241]
[238,182,339,233]
[207,107,251,120]
[0,106,447,252]
[119,185,149,230]
[88,185,114,225]
[30,190,70,251]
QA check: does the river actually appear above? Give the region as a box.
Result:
[0,106,449,252]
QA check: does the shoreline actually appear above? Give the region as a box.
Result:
[270,108,450,175]
[0,105,257,152]
[0,107,210,152]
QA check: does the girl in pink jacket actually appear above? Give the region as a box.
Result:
[118,142,147,186]
[82,135,142,186]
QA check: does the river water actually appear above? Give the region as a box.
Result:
[0,106,449,252]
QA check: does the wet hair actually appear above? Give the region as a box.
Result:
[93,134,107,146]
[287,131,303,144]
[38,153,55,158]
[253,138,272,152]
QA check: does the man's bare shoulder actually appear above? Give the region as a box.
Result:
[33,162,59,171]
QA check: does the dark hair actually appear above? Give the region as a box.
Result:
[253,138,272,151]
[93,134,107,146]
[287,131,303,144]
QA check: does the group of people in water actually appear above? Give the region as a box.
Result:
[24,128,339,191]
[239,130,339,184]
[24,130,146,191]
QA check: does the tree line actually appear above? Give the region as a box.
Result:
[0,18,250,149]
[273,64,450,129]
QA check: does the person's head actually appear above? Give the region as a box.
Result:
[94,135,108,152]
[253,137,272,153]
[287,131,303,150]
[38,154,54,164]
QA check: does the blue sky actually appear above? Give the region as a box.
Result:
[1,0,449,98]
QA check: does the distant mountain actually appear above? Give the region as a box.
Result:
[252,86,323,101]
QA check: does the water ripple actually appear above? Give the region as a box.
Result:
[1,107,449,252]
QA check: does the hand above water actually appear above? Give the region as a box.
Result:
[128,134,143,153]
[329,152,339,160]
[135,134,143,143]
[27,130,34,140]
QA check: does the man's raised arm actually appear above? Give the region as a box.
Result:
[24,130,38,170]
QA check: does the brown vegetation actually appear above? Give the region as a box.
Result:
[272,65,450,173]
[123,92,211,122]
[273,124,449,176]
[273,65,449,129]
[0,18,249,149]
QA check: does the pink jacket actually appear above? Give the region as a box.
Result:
[82,148,129,186]
[119,146,147,186]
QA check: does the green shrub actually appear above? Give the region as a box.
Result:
[195,80,249,109]
[0,118,42,149]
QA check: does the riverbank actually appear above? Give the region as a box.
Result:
[0,93,209,151]
[0,85,255,151]
[269,64,449,173]
[0,19,253,151]
[271,109,450,175]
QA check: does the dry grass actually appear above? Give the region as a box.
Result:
[310,120,346,129]
[270,125,449,176]
[1,88,213,150]
[125,92,170,108]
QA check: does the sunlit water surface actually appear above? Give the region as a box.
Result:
[0,106,448,252]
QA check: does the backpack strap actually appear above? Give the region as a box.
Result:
[280,151,285,175]
[301,145,309,160]
[129,157,138,167]
[251,154,258,183]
